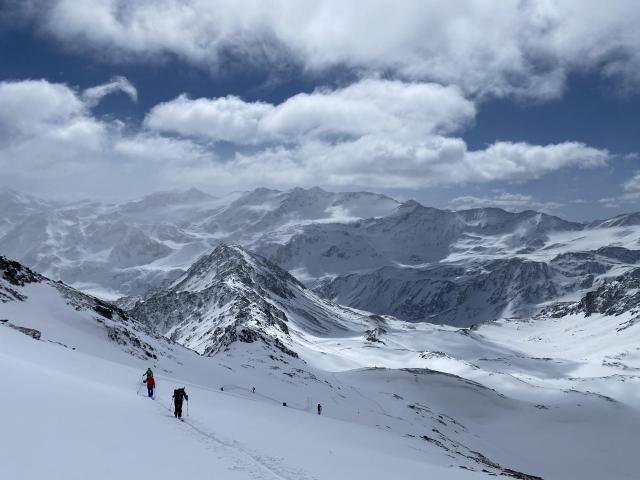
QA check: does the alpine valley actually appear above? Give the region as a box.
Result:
[2,187,640,480]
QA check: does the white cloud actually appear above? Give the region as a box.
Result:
[82,76,138,107]
[463,142,608,183]
[0,80,105,183]
[145,95,274,143]
[22,0,640,98]
[0,79,142,195]
[143,80,607,189]
[0,79,84,136]
[145,79,475,143]
[0,76,138,140]
[623,171,640,193]
[0,78,611,199]
[595,170,640,208]
[150,136,608,191]
[598,197,622,209]
[448,192,562,213]
[0,77,139,177]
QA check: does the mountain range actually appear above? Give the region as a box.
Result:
[3,186,640,328]
[2,184,640,478]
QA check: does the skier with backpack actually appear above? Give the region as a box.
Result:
[317,403,322,415]
[144,372,155,398]
[173,387,189,419]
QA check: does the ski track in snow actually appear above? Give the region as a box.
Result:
[150,389,317,480]
[138,377,317,480]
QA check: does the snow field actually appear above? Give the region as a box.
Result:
[0,328,480,480]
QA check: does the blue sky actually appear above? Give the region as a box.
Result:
[1,1,639,221]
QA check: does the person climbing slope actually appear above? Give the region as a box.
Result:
[143,371,155,398]
[173,387,189,419]
[317,403,322,415]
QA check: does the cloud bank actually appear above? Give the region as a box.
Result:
[449,192,562,213]
[0,77,610,198]
[20,0,640,98]
[145,80,476,142]
[0,1,632,204]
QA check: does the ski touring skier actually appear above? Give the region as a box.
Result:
[173,387,189,419]
[144,374,155,398]
[317,403,322,415]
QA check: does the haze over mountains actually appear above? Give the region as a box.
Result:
[3,186,640,328]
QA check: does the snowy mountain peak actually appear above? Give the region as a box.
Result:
[171,243,305,296]
[591,211,640,228]
[120,187,215,211]
[455,207,583,232]
[131,244,379,356]
[394,199,424,213]
[288,185,327,195]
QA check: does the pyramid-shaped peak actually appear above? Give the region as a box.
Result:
[170,244,304,295]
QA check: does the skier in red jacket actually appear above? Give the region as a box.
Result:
[144,375,155,398]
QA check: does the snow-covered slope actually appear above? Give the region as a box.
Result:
[3,255,640,479]
[0,256,167,362]
[589,211,640,228]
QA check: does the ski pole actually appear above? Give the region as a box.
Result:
[136,375,144,395]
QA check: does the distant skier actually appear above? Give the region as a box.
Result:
[173,387,189,418]
[317,403,322,415]
[144,375,155,398]
[252,386,255,393]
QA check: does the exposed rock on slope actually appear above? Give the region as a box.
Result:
[315,258,564,325]
[315,246,640,325]
[0,256,162,360]
[543,266,640,329]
